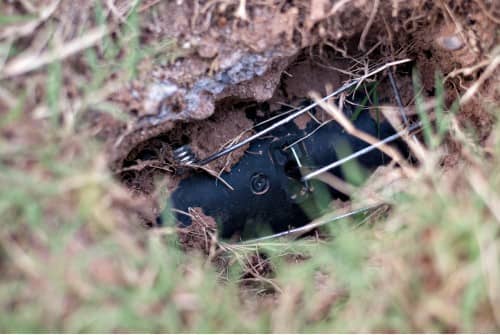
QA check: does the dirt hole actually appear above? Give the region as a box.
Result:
[119,42,424,222]
[115,0,498,238]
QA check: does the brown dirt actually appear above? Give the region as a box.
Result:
[104,0,387,169]
[177,207,217,254]
[169,104,255,173]
[279,57,348,99]
[120,101,255,203]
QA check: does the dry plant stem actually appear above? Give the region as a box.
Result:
[387,70,425,157]
[302,121,421,181]
[445,58,494,79]
[380,106,427,163]
[318,165,403,207]
[328,0,352,16]
[467,170,500,327]
[2,237,40,278]
[138,0,161,13]
[311,94,417,179]
[315,173,357,196]
[106,0,128,22]
[283,120,334,150]
[1,27,108,79]
[231,252,283,293]
[216,131,247,175]
[0,0,61,40]
[355,58,412,85]
[115,159,173,173]
[191,164,235,191]
[467,170,500,223]
[358,0,380,51]
[235,0,248,20]
[460,55,500,105]
[195,79,361,165]
[476,227,500,327]
[0,41,12,72]
[205,231,219,265]
[387,70,410,125]
[472,0,500,24]
[188,208,215,253]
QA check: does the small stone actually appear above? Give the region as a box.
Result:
[197,42,218,59]
[436,34,464,51]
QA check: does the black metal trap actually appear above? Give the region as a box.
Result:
[158,61,421,240]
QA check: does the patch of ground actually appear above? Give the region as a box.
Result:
[169,104,255,173]
[177,207,217,254]
[0,0,499,331]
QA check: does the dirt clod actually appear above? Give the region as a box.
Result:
[177,207,217,254]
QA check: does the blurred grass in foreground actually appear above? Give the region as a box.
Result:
[0,1,499,332]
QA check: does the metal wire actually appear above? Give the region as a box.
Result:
[302,122,422,181]
[388,70,420,143]
[388,70,410,126]
[195,80,360,166]
[241,204,381,244]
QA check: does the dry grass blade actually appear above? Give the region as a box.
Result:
[0,0,61,40]
[190,164,235,191]
[1,27,108,79]
[379,105,427,163]
[467,170,500,223]
[314,172,357,196]
[476,228,500,327]
[358,0,380,51]
[460,54,500,105]
[327,0,352,16]
[356,58,412,83]
[311,93,417,178]
[472,0,500,24]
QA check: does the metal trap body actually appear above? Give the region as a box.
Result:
[158,62,421,240]
[167,101,409,239]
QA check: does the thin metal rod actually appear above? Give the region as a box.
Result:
[291,147,302,168]
[283,119,333,151]
[388,70,420,143]
[196,80,360,166]
[291,146,310,189]
[388,70,410,126]
[302,122,421,181]
[241,204,380,244]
